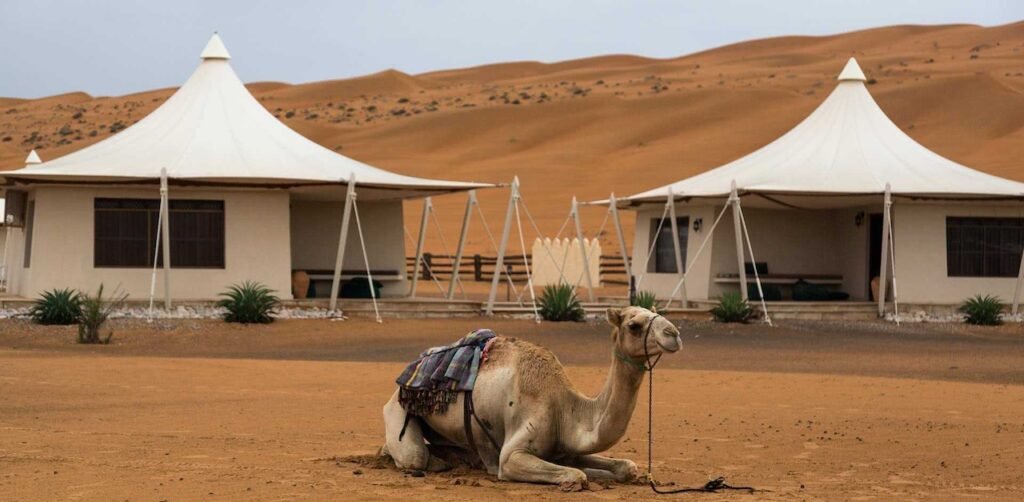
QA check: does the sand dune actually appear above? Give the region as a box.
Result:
[2,22,1023,253]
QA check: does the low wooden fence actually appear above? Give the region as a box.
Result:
[406,253,630,284]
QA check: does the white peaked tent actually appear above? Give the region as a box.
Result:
[602,58,1024,319]
[4,34,486,195]
[1,34,492,316]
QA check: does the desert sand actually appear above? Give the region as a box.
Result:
[3,23,1024,254]
[1,317,1023,500]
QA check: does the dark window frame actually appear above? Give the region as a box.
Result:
[946,216,1024,278]
[648,216,689,274]
[94,198,225,269]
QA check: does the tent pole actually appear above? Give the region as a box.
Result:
[160,168,172,310]
[447,190,475,300]
[877,184,892,318]
[1015,246,1024,316]
[485,177,519,315]
[409,197,432,298]
[667,187,687,307]
[730,181,748,301]
[609,193,632,300]
[329,173,357,312]
[572,196,596,302]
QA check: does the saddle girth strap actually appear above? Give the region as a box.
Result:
[463,390,501,462]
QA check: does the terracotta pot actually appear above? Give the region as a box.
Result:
[292,270,310,300]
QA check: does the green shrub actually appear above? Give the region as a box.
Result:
[30,288,83,325]
[78,284,127,344]
[711,292,755,323]
[218,281,280,324]
[959,294,1003,326]
[631,290,658,312]
[538,283,585,322]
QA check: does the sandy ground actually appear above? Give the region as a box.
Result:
[1,318,1024,500]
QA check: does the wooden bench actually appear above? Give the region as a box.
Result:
[714,273,843,285]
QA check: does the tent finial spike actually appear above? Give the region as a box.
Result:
[200,33,231,60]
[25,149,42,166]
[838,57,866,82]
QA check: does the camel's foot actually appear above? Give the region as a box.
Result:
[568,455,638,483]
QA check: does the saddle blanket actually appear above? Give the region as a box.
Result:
[395,328,497,416]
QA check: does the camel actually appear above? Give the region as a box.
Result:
[381,306,682,489]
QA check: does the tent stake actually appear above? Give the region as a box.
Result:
[160,168,172,310]
[448,190,476,300]
[609,193,633,302]
[572,196,596,302]
[485,177,519,315]
[409,197,432,298]
[730,181,748,301]
[877,184,892,318]
[667,187,687,307]
[329,173,357,312]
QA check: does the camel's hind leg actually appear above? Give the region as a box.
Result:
[382,390,450,471]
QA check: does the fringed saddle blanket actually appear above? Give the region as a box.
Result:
[396,329,497,417]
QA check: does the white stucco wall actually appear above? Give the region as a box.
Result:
[893,202,1024,304]
[10,185,293,300]
[290,199,408,296]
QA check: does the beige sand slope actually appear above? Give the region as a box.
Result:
[2,22,1024,252]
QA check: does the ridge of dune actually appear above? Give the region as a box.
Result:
[2,21,1023,253]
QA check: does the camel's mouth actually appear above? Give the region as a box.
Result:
[656,336,682,353]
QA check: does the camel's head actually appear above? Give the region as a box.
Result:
[606,306,681,360]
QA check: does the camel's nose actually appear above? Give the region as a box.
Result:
[656,320,682,353]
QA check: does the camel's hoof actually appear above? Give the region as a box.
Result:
[618,460,639,482]
[559,479,588,492]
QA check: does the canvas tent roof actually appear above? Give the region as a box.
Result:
[3,34,490,197]
[616,58,1024,207]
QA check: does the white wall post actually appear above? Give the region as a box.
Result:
[329,173,357,312]
[571,196,596,302]
[877,183,892,317]
[1014,245,1024,315]
[667,187,687,307]
[447,190,476,300]
[409,197,432,297]
[730,181,748,301]
[159,168,172,309]
[485,177,519,315]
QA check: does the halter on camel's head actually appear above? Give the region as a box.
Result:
[606,306,681,371]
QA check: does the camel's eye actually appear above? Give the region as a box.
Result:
[627,319,643,335]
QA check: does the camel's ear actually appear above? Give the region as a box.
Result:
[606,307,623,327]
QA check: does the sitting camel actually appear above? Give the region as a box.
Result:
[381,306,681,489]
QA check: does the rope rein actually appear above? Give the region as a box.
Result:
[639,315,760,495]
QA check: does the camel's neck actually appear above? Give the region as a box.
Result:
[564,341,646,454]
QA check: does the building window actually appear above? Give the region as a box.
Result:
[946,217,1024,277]
[94,198,225,268]
[649,217,688,273]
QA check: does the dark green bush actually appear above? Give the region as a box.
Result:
[78,284,127,344]
[30,288,83,325]
[711,292,755,323]
[218,281,280,324]
[631,290,658,312]
[538,283,585,322]
[959,294,1003,326]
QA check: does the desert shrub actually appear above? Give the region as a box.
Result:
[30,288,83,325]
[959,294,1003,326]
[218,281,280,324]
[711,292,755,323]
[631,290,658,312]
[538,283,585,322]
[78,284,127,344]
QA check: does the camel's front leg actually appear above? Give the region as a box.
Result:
[499,448,587,491]
[565,454,639,483]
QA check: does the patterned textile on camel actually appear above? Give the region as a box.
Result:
[395,329,497,417]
